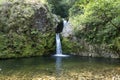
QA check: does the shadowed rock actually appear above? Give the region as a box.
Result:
[55,20,64,33]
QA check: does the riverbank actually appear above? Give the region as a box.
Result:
[1,70,120,80]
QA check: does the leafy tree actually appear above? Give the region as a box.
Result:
[69,0,120,52]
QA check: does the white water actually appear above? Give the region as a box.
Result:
[54,19,69,57]
[56,33,62,55]
[63,19,68,27]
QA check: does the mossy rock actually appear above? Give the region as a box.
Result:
[0,0,55,59]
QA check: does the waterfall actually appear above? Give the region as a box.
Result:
[63,19,67,26]
[53,19,69,57]
[56,33,62,55]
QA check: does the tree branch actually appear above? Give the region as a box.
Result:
[103,12,118,29]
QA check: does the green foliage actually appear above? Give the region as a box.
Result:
[62,38,73,53]
[47,0,75,18]
[69,0,89,16]
[62,37,84,53]
[69,0,120,52]
[0,0,55,58]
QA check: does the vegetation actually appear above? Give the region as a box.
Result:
[0,0,120,58]
[69,0,120,54]
[0,0,120,79]
[0,0,55,58]
[47,0,75,18]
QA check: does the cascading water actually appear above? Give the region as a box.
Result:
[54,19,69,57]
[56,33,62,55]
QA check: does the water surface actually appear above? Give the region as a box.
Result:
[0,56,120,80]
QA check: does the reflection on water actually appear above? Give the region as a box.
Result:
[55,57,62,76]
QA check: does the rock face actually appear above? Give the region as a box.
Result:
[32,6,53,32]
[72,39,120,58]
[62,20,74,37]
[55,20,64,33]
[61,20,120,58]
